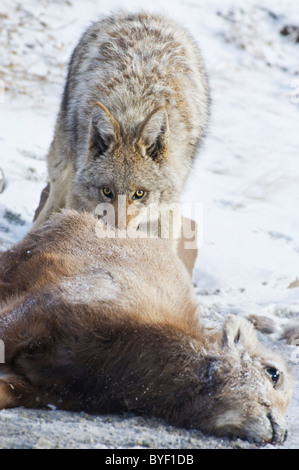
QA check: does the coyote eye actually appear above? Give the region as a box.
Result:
[133,189,145,200]
[102,187,114,199]
[266,367,280,388]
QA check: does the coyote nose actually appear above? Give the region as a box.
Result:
[115,197,139,230]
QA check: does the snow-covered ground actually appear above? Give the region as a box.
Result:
[0,0,298,449]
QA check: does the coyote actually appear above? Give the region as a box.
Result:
[0,211,292,444]
[33,11,209,240]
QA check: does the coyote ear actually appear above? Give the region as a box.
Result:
[89,102,120,156]
[138,107,169,160]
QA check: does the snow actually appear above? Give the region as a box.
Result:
[0,0,298,449]
[60,273,119,304]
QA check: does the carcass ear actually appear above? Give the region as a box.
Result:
[138,107,169,160]
[222,315,258,351]
[89,102,120,156]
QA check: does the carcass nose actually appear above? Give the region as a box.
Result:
[268,414,288,445]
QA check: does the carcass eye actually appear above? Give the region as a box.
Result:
[266,367,280,388]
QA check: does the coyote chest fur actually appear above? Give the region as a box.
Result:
[33,12,209,229]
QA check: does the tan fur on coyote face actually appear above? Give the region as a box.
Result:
[0,212,292,444]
